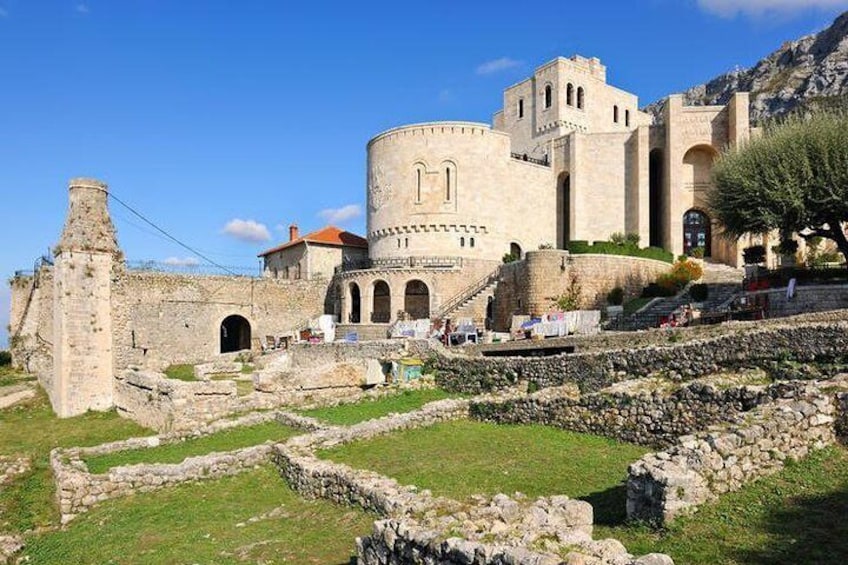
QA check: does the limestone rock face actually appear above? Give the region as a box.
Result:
[646,11,848,123]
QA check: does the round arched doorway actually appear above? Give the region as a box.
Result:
[349,282,361,324]
[372,280,391,323]
[683,209,711,257]
[404,280,430,319]
[220,315,251,353]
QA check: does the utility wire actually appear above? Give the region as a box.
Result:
[108,192,240,277]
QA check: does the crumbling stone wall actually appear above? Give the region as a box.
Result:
[626,384,838,525]
[50,410,319,524]
[431,320,848,394]
[470,379,809,448]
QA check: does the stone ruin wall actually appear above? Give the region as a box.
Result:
[8,267,53,378]
[431,318,848,394]
[110,270,330,372]
[493,250,670,330]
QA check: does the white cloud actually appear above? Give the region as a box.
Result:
[75,3,89,14]
[317,204,362,224]
[697,0,848,17]
[476,57,522,75]
[222,219,271,242]
[162,256,200,267]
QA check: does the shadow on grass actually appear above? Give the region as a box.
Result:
[580,483,628,527]
[731,488,848,565]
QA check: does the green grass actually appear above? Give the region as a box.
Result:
[84,421,299,474]
[23,465,375,565]
[298,387,454,426]
[597,446,848,565]
[319,420,648,524]
[0,366,37,387]
[0,385,149,533]
[163,364,196,381]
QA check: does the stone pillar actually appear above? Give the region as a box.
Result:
[51,178,119,417]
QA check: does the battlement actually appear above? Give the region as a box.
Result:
[367,121,505,148]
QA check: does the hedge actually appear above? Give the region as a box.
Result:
[567,240,673,263]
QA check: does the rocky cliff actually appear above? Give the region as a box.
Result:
[646,11,848,123]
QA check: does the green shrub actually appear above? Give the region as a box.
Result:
[689,283,709,302]
[690,246,705,259]
[0,350,11,366]
[607,287,625,306]
[566,241,673,263]
[778,239,799,255]
[502,253,519,264]
[641,282,676,298]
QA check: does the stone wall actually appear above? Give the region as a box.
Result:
[469,378,808,448]
[8,268,53,377]
[286,339,431,370]
[111,270,330,372]
[431,320,848,394]
[493,250,670,329]
[753,284,848,319]
[626,384,838,525]
[50,410,316,524]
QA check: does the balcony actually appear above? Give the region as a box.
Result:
[511,152,550,167]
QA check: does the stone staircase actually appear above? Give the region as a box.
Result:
[433,267,500,325]
[442,279,498,325]
[624,261,744,330]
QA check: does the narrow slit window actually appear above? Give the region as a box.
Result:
[544,85,552,109]
[518,98,524,118]
[614,105,619,123]
[405,238,409,248]
[567,84,574,106]
[460,237,465,247]
[416,168,422,202]
[445,167,451,201]
[625,109,631,127]
[577,87,584,109]
[470,237,475,248]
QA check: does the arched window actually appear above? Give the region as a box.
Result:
[625,109,631,127]
[442,161,456,202]
[566,83,574,106]
[518,98,524,119]
[577,87,584,109]
[613,105,619,123]
[544,85,552,109]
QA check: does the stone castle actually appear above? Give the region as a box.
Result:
[10,55,759,418]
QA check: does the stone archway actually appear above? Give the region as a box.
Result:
[510,242,523,260]
[404,280,430,320]
[220,315,251,353]
[372,280,391,323]
[349,282,361,324]
[683,209,712,257]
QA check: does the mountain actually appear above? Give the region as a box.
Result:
[645,11,848,124]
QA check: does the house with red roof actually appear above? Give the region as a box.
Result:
[258,224,368,280]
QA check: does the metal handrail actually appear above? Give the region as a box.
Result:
[433,266,500,320]
[510,152,550,167]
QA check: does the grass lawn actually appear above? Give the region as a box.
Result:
[319,420,648,524]
[84,421,300,474]
[0,372,150,533]
[598,446,848,565]
[23,465,375,565]
[163,364,196,381]
[298,387,454,426]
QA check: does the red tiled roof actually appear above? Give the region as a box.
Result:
[257,226,368,257]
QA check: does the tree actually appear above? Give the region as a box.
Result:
[709,110,848,266]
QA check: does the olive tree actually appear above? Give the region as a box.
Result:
[709,110,848,266]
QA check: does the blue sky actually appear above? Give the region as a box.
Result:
[2,0,848,347]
